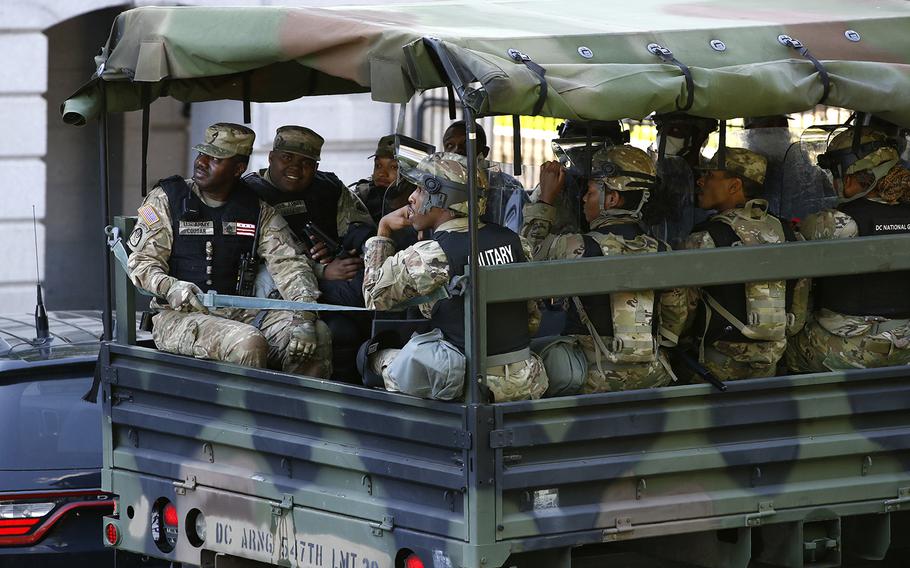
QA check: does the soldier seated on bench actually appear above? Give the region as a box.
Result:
[358,152,548,402]
[127,122,332,377]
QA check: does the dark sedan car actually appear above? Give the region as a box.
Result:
[0,311,159,567]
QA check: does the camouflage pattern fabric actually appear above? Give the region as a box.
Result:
[799,209,858,240]
[362,217,545,400]
[684,206,791,381]
[128,182,330,377]
[261,168,375,241]
[152,308,332,377]
[273,125,323,162]
[573,335,673,393]
[128,183,319,301]
[785,310,910,372]
[193,123,255,159]
[706,200,788,342]
[369,347,548,402]
[789,202,910,371]
[363,217,540,331]
[702,338,786,380]
[521,202,687,391]
[703,147,768,185]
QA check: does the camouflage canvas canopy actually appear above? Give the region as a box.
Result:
[61,0,910,127]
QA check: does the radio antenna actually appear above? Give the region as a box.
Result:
[33,206,49,341]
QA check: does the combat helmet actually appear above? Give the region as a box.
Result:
[552,120,629,173]
[400,152,487,216]
[817,126,899,201]
[588,145,658,218]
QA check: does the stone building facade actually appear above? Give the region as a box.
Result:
[0,0,400,313]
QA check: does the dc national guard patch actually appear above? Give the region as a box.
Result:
[223,222,256,237]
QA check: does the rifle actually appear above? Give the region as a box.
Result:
[303,221,350,260]
[668,347,727,392]
[235,214,261,297]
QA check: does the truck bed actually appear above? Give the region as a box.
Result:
[100,342,910,568]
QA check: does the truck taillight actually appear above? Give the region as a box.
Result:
[104,522,120,545]
[404,553,424,568]
[151,498,178,553]
[163,503,178,527]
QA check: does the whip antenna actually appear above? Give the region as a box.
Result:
[33,205,49,341]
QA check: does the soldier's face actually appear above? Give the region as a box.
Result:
[193,153,245,192]
[407,187,437,230]
[582,181,604,222]
[696,170,736,210]
[268,151,317,193]
[372,157,399,189]
[443,126,489,158]
[840,174,865,198]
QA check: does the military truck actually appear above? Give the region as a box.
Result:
[61,2,910,567]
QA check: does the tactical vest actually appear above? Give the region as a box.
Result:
[244,170,344,243]
[565,219,664,364]
[697,200,788,344]
[160,176,261,295]
[433,225,530,355]
[816,199,910,318]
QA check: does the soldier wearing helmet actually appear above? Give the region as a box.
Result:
[685,147,808,381]
[786,125,910,372]
[520,145,688,394]
[539,119,630,235]
[651,113,718,171]
[359,152,548,402]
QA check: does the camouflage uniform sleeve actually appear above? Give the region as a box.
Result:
[520,201,557,257]
[336,181,376,236]
[799,209,858,240]
[519,236,541,335]
[258,202,320,303]
[362,236,450,311]
[126,187,177,298]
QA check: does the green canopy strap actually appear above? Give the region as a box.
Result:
[778,34,832,105]
[507,48,548,116]
[648,43,695,112]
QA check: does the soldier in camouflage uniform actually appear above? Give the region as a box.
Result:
[244,126,375,381]
[685,147,808,381]
[349,135,418,251]
[351,135,411,223]
[127,123,332,377]
[243,125,375,282]
[443,120,528,232]
[522,145,688,394]
[786,126,910,371]
[361,152,548,402]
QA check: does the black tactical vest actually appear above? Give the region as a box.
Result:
[160,176,261,295]
[816,199,910,318]
[244,170,345,243]
[433,224,530,354]
[564,222,664,336]
[694,215,798,344]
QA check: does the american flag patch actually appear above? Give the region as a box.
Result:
[236,222,256,237]
[138,205,160,227]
